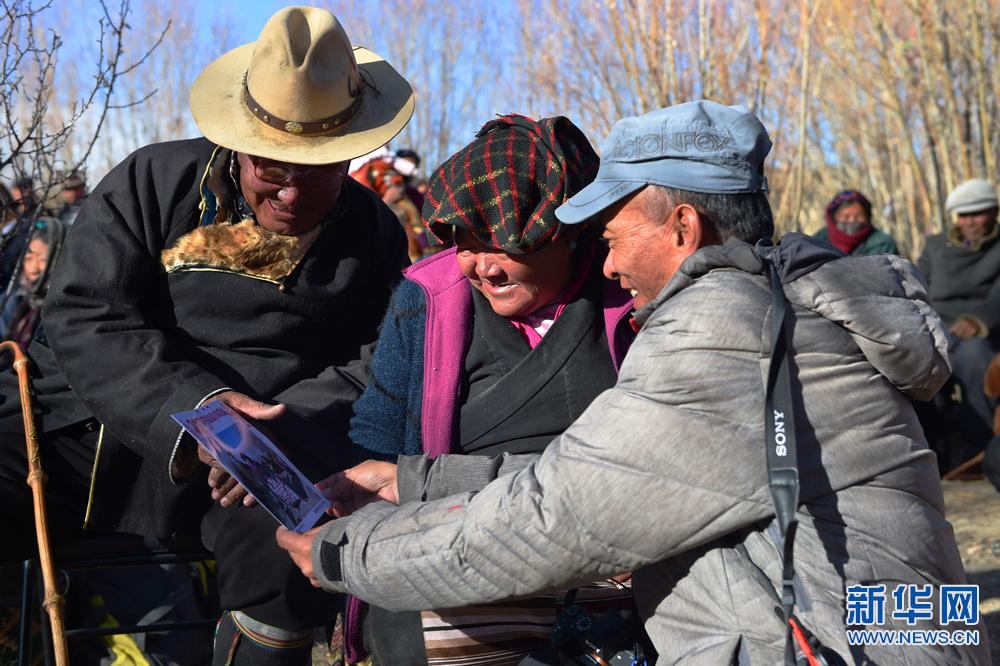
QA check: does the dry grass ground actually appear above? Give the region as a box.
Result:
[943,479,1000,662]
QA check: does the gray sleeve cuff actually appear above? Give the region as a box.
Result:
[396,454,432,503]
[312,517,352,592]
[395,453,542,503]
[312,502,399,594]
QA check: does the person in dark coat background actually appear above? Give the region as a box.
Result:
[918,178,1000,472]
[0,7,414,665]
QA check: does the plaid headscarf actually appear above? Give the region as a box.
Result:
[422,114,600,253]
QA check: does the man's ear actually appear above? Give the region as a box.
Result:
[671,204,717,250]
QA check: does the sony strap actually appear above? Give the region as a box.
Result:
[762,255,802,666]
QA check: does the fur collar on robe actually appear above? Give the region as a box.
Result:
[161,219,320,282]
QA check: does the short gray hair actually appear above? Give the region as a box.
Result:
[642,185,774,243]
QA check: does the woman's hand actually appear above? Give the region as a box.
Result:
[317,460,399,517]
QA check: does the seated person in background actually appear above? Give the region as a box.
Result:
[813,189,898,255]
[333,114,637,665]
[350,155,425,260]
[918,178,1000,465]
[0,216,65,346]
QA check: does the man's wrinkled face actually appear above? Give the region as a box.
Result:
[955,207,998,243]
[600,190,684,310]
[237,153,349,236]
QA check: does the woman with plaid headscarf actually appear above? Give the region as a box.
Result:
[328,115,643,664]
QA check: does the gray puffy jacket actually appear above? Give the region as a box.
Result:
[314,234,987,664]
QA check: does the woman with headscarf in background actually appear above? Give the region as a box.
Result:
[330,114,641,665]
[814,189,898,256]
[0,216,65,347]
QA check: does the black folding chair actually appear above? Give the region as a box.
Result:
[19,533,218,666]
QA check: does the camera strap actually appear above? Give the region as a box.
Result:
[762,256,802,666]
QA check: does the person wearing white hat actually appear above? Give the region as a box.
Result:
[918,178,1000,471]
[0,7,414,664]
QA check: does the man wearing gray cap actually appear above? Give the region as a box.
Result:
[918,179,1000,469]
[281,102,984,664]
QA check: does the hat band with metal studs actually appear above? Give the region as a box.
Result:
[242,72,365,136]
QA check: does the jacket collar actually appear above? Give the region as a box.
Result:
[633,233,841,327]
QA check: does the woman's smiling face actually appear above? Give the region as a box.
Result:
[454,228,575,318]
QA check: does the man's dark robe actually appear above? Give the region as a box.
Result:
[0,137,408,539]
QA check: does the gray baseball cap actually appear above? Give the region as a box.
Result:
[555,100,772,224]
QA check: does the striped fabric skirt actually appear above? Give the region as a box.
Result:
[420,580,635,666]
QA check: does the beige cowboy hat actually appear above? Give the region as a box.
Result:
[190,6,414,165]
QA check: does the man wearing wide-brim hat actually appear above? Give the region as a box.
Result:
[918,178,1000,476]
[0,7,413,664]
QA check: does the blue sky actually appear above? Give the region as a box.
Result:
[195,0,284,43]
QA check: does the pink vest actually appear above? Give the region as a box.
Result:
[404,247,635,457]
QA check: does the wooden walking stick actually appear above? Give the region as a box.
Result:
[2,340,69,666]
